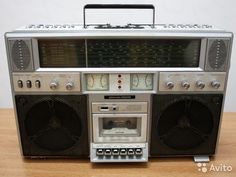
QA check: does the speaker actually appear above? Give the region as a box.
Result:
[205,39,229,71]
[15,95,89,157]
[8,39,34,71]
[150,94,223,156]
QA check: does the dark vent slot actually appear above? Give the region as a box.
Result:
[11,40,31,71]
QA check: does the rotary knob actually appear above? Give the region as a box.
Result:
[196,80,205,89]
[211,81,221,89]
[166,81,174,89]
[181,81,190,89]
[50,81,58,90]
[66,82,74,90]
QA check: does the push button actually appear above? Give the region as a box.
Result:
[26,80,32,88]
[35,80,41,88]
[17,80,23,88]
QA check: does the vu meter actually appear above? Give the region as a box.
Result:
[86,74,109,91]
[131,73,153,90]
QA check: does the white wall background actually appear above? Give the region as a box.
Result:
[0,0,235,111]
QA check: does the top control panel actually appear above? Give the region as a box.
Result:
[13,72,226,93]
[159,72,226,92]
[13,72,81,92]
[16,24,218,32]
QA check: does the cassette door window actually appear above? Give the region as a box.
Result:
[93,114,147,143]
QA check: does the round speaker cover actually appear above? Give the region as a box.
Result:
[25,98,82,151]
[158,98,214,150]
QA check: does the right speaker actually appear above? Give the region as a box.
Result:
[205,39,230,71]
[150,94,223,156]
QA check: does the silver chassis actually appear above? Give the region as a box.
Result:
[4,26,234,162]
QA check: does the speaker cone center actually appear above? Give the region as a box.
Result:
[49,115,61,129]
[178,115,190,128]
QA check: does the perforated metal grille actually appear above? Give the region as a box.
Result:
[11,40,31,71]
[206,39,228,71]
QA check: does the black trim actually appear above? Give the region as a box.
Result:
[83,4,155,28]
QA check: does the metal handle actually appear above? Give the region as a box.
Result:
[83,4,155,28]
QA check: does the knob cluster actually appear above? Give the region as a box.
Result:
[50,81,74,90]
[165,80,221,90]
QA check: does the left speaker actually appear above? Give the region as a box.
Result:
[15,95,89,157]
[8,39,34,71]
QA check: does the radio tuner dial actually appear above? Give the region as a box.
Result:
[66,82,74,90]
[196,80,205,89]
[50,81,58,90]
[211,81,221,89]
[166,81,174,89]
[181,81,190,89]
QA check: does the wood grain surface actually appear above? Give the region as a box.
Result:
[0,109,235,177]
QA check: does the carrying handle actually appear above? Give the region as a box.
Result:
[83,4,155,28]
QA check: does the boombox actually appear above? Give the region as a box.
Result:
[5,4,233,163]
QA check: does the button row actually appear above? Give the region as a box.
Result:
[160,24,213,29]
[96,148,142,156]
[17,80,40,88]
[26,24,213,30]
[27,24,80,29]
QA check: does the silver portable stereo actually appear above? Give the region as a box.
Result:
[5,4,233,163]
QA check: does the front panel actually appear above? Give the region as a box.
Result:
[5,24,233,163]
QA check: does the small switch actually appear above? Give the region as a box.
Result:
[26,80,32,88]
[17,80,23,88]
[35,80,41,88]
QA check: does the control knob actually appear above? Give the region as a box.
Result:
[166,81,174,89]
[181,81,190,89]
[196,81,205,89]
[211,81,221,89]
[50,81,58,90]
[66,82,74,90]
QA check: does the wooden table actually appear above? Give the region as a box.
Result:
[0,109,235,177]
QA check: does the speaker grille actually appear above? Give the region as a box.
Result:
[25,98,82,151]
[150,94,223,156]
[15,95,89,157]
[206,39,229,71]
[10,40,33,71]
[158,99,213,150]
